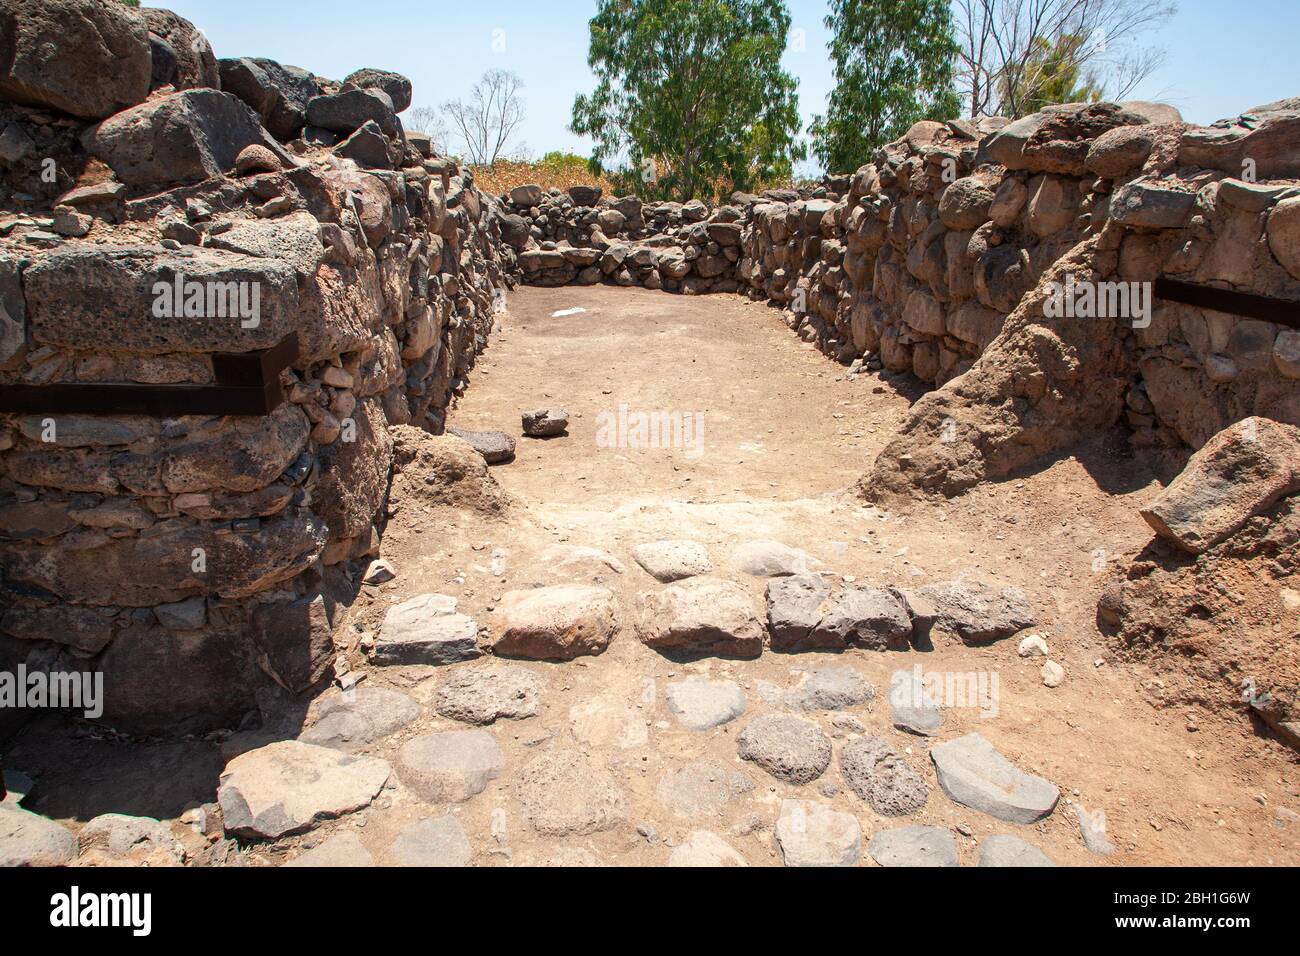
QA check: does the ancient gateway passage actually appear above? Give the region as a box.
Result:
[0,0,1296,894]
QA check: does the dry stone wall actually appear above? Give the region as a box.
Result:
[0,0,512,731]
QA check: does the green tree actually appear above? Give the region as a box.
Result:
[1000,33,1104,115]
[571,0,804,201]
[810,0,960,174]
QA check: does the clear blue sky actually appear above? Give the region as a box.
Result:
[167,0,1299,174]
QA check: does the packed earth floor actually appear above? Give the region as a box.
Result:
[8,284,1298,866]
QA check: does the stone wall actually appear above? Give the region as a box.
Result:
[0,0,512,731]
[503,102,1300,497]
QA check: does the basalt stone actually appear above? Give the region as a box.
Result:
[299,686,421,751]
[335,120,393,170]
[395,730,504,803]
[0,0,151,120]
[248,593,335,694]
[521,408,569,437]
[868,825,959,867]
[306,88,398,137]
[515,750,628,836]
[736,714,831,784]
[205,212,325,280]
[83,89,295,189]
[488,585,618,661]
[913,579,1035,645]
[143,8,219,93]
[375,593,481,665]
[637,576,763,659]
[389,815,472,866]
[930,733,1060,824]
[0,804,78,867]
[23,245,300,354]
[978,834,1056,867]
[218,57,321,142]
[447,427,516,464]
[840,736,928,816]
[774,799,861,867]
[343,68,412,113]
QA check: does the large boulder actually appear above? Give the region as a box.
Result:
[218,57,321,142]
[929,733,1059,823]
[143,7,219,93]
[0,0,151,120]
[82,89,293,189]
[305,88,399,137]
[343,68,412,113]
[1140,417,1300,554]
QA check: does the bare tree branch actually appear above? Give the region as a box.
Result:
[442,69,526,166]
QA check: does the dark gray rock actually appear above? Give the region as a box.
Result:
[840,736,928,816]
[785,667,873,712]
[888,667,944,735]
[389,815,472,866]
[930,733,1059,823]
[978,834,1056,867]
[736,714,831,784]
[447,427,516,464]
[521,407,569,437]
[204,212,325,280]
[343,69,412,113]
[334,120,393,169]
[143,8,219,92]
[395,730,503,803]
[0,0,151,120]
[664,676,746,730]
[306,88,399,137]
[82,89,295,189]
[374,593,481,666]
[299,686,421,751]
[766,574,832,649]
[283,831,374,867]
[434,664,541,724]
[914,579,1035,644]
[218,57,321,142]
[868,825,959,867]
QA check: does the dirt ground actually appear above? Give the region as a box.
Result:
[12,283,1299,866]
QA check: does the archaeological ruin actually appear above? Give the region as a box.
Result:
[0,0,1295,877]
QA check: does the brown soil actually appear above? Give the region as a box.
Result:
[13,284,1298,866]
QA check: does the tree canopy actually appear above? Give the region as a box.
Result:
[571,0,804,201]
[809,0,961,174]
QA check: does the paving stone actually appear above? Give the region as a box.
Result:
[0,804,78,866]
[773,799,862,867]
[656,760,754,817]
[488,585,618,660]
[736,714,832,784]
[637,576,764,658]
[434,664,541,725]
[977,834,1056,867]
[389,816,472,867]
[785,667,874,711]
[515,750,628,835]
[631,540,713,582]
[283,831,374,867]
[395,730,504,803]
[374,593,480,665]
[669,830,748,867]
[840,736,929,816]
[570,697,649,749]
[217,741,391,839]
[664,676,746,730]
[766,574,833,649]
[930,733,1059,823]
[299,686,421,751]
[521,407,568,437]
[868,825,960,867]
[913,579,1036,644]
[731,540,816,576]
[888,668,944,736]
[767,576,911,650]
[79,813,185,865]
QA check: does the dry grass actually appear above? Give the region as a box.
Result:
[471,158,616,200]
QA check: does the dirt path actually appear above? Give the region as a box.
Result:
[14,284,1295,867]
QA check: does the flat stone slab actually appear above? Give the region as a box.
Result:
[389,816,472,867]
[218,741,391,839]
[299,686,421,751]
[664,676,746,729]
[656,760,754,817]
[570,697,649,749]
[913,579,1036,644]
[840,736,928,816]
[434,664,541,724]
[637,576,764,659]
[488,585,618,660]
[1141,416,1300,554]
[669,830,748,867]
[774,799,862,867]
[0,804,78,866]
[446,427,516,464]
[737,714,832,784]
[284,832,375,867]
[515,750,628,836]
[868,825,959,867]
[395,730,504,803]
[731,540,816,576]
[631,540,713,582]
[978,834,1056,867]
[888,668,944,735]
[930,733,1059,823]
[785,667,874,711]
[767,576,912,650]
[375,593,480,665]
